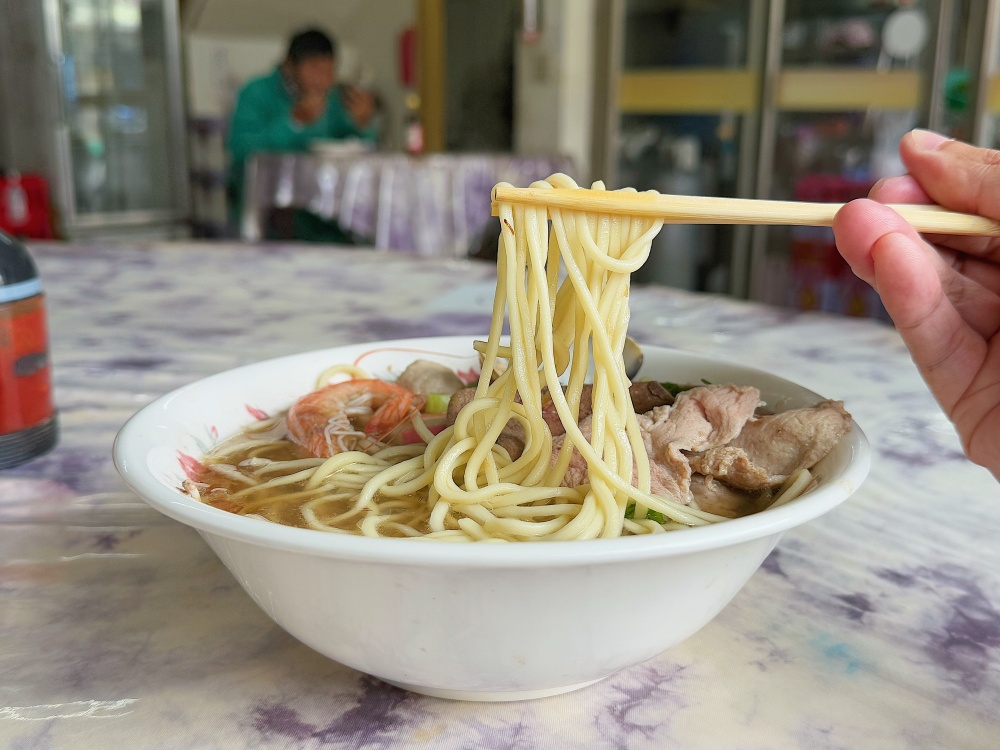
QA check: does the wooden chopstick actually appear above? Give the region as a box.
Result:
[490,186,1000,237]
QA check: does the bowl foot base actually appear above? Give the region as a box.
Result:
[380,676,607,702]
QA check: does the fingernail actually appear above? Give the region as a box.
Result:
[909,129,950,151]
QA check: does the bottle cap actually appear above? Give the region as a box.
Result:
[0,232,42,303]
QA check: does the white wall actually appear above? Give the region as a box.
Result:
[334,1,415,150]
[514,0,596,181]
[185,35,284,119]
[184,0,598,162]
[182,0,415,148]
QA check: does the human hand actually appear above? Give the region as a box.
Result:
[341,85,375,129]
[292,90,328,125]
[833,130,1000,479]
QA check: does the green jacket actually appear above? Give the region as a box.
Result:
[227,67,375,219]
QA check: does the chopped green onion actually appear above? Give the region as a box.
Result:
[425,393,451,414]
[660,382,684,397]
[625,502,667,525]
[659,379,711,396]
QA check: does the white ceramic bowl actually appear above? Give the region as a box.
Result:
[114,335,869,701]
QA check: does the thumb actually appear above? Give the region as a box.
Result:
[900,130,1000,221]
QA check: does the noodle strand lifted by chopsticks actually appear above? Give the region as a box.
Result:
[331,174,724,540]
[199,174,822,540]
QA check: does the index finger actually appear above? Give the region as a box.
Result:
[834,201,985,415]
[836,199,1000,338]
[870,174,1000,273]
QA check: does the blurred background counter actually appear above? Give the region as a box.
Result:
[7,0,1000,313]
[240,151,573,255]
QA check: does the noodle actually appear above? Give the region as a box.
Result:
[196,175,822,540]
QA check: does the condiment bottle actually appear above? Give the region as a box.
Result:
[0,231,57,468]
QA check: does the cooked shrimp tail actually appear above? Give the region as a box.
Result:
[286,379,426,458]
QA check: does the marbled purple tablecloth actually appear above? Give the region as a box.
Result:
[2,241,998,749]
[242,153,574,255]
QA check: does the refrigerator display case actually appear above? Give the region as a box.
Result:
[751,1,969,319]
[612,0,767,295]
[0,0,188,239]
[595,0,988,318]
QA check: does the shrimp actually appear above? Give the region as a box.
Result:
[286,379,426,458]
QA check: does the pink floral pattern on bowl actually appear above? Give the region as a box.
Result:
[166,340,482,497]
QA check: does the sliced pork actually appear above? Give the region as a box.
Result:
[688,446,772,491]
[445,380,676,451]
[692,400,851,489]
[445,380,850,511]
[689,475,760,518]
[637,413,691,499]
[731,400,851,475]
[536,381,674,437]
[646,384,761,456]
[552,415,689,500]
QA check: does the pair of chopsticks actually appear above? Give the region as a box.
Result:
[490,186,1000,237]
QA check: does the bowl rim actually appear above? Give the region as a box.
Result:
[113,335,871,568]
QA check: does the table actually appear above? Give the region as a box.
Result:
[3,241,998,749]
[241,152,574,256]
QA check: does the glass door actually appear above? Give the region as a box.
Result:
[750,0,966,319]
[613,0,767,295]
[53,0,186,228]
[594,0,981,311]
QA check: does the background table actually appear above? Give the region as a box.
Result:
[241,152,574,256]
[2,241,998,749]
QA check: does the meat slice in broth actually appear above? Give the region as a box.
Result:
[629,381,675,413]
[447,381,849,510]
[539,381,675,437]
[445,381,676,463]
[552,385,762,503]
[688,445,773,491]
[637,413,692,499]
[554,415,690,501]
[646,384,761,456]
[693,400,851,487]
[689,475,761,518]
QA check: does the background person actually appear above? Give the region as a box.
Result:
[227,28,376,241]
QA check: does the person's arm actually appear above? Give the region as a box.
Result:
[228,83,321,169]
[833,130,1000,479]
[327,87,377,142]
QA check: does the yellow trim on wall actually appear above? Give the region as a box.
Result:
[618,69,758,114]
[777,68,921,111]
[619,67,922,115]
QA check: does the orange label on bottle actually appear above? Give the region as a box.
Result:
[0,294,54,435]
